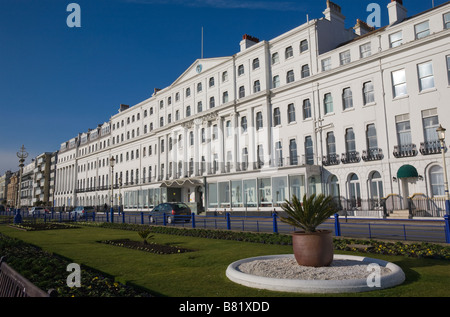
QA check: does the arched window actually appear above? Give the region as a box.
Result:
[328,175,340,198]
[430,165,444,196]
[348,173,361,207]
[370,171,383,202]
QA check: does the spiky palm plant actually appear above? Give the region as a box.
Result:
[138,229,154,245]
[279,194,337,233]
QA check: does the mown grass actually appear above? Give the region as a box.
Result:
[0,223,449,297]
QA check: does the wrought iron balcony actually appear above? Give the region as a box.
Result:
[393,144,417,158]
[419,140,446,155]
[322,154,340,166]
[341,151,360,164]
[362,148,383,161]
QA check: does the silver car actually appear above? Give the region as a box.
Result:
[70,206,95,218]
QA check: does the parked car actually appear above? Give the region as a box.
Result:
[28,206,50,216]
[70,206,95,219]
[149,202,191,224]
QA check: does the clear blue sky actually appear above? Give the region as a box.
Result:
[0,0,444,174]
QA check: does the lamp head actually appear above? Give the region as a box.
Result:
[437,125,446,142]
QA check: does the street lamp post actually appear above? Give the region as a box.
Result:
[436,125,450,244]
[110,156,115,223]
[15,145,28,223]
[118,177,122,215]
[437,125,450,214]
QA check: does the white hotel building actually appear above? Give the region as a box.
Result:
[54,0,450,217]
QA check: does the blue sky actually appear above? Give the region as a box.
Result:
[0,0,444,174]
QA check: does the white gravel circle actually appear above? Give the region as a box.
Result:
[226,254,405,294]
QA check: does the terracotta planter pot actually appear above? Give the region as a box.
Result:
[291,230,334,267]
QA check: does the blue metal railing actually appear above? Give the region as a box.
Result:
[1,209,449,244]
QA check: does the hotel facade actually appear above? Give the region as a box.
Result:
[54,1,450,217]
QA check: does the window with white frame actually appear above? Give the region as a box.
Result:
[430,165,445,196]
[326,132,336,157]
[363,81,375,104]
[272,52,279,64]
[359,42,371,58]
[324,93,333,114]
[289,139,298,165]
[300,40,308,53]
[366,124,378,152]
[302,99,311,119]
[241,116,247,133]
[286,70,295,83]
[342,87,353,110]
[273,75,280,88]
[238,65,244,76]
[256,112,263,130]
[447,55,450,84]
[422,109,439,143]
[285,46,293,59]
[392,69,407,97]
[273,108,281,126]
[305,136,314,165]
[222,91,229,104]
[252,58,260,70]
[395,114,412,148]
[417,61,435,91]
[222,71,228,82]
[253,80,261,93]
[445,12,450,29]
[239,86,245,98]
[340,50,351,65]
[415,21,430,39]
[389,31,403,48]
[275,141,283,166]
[287,103,296,123]
[226,121,232,137]
[301,64,310,78]
[345,128,356,153]
[321,57,331,71]
[212,125,218,140]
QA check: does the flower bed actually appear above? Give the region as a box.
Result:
[9,222,80,231]
[100,239,193,254]
[0,233,152,297]
[79,222,450,260]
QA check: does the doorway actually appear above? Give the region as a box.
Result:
[167,188,182,202]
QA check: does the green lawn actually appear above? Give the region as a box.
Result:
[0,224,449,297]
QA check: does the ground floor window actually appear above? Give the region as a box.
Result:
[369,171,383,201]
[207,174,307,209]
[328,175,340,198]
[243,179,257,207]
[208,183,218,208]
[348,173,361,207]
[218,182,230,207]
[124,187,166,208]
[430,165,444,197]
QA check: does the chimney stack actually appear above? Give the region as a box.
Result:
[119,104,129,112]
[353,19,375,36]
[240,34,260,52]
[323,0,346,24]
[387,0,407,25]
